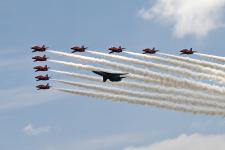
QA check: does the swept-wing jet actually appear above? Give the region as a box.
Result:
[180,48,196,55]
[108,46,125,54]
[33,65,49,72]
[35,74,50,81]
[31,45,48,52]
[71,45,88,53]
[32,55,48,62]
[142,47,159,54]
[36,83,51,90]
[92,71,128,82]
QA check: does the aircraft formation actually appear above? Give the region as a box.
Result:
[31,45,198,89]
[31,44,197,90]
[31,45,51,90]
[69,45,196,55]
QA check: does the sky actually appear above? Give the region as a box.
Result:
[1,0,225,149]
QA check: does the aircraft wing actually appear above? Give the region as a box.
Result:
[92,71,107,77]
[109,72,128,76]
[92,71,128,77]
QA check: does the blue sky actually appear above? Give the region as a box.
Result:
[1,0,225,149]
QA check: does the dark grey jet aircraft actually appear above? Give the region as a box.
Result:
[92,71,128,82]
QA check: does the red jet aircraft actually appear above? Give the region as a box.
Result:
[33,65,49,72]
[180,48,196,55]
[31,45,48,52]
[142,47,159,54]
[35,74,50,81]
[36,83,51,90]
[32,55,48,62]
[108,46,125,54]
[71,45,88,53]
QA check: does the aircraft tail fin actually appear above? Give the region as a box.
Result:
[103,76,108,82]
[119,46,125,50]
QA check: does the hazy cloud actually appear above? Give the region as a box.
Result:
[23,123,50,136]
[44,134,145,150]
[139,0,225,38]
[124,133,225,150]
[0,87,63,110]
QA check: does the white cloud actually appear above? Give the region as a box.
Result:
[123,133,225,150]
[23,123,50,136]
[139,0,225,38]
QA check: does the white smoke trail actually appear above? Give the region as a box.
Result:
[87,50,225,84]
[125,51,225,79]
[54,88,225,116]
[49,59,101,71]
[48,60,159,84]
[48,51,225,95]
[50,70,101,81]
[55,79,225,110]
[196,53,225,63]
[50,70,225,104]
[159,52,225,73]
